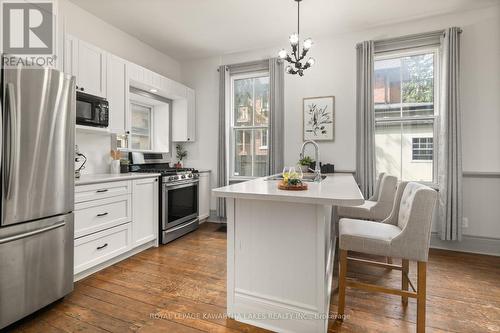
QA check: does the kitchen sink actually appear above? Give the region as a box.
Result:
[266,174,327,182]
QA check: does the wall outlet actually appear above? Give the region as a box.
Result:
[462,217,469,228]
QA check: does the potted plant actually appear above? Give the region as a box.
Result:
[175,144,187,168]
[298,156,314,173]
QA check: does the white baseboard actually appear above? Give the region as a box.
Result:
[206,209,226,223]
[430,233,500,256]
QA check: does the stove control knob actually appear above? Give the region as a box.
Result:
[187,174,193,178]
[169,176,176,181]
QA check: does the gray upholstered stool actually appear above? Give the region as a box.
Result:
[337,182,437,333]
[338,172,398,221]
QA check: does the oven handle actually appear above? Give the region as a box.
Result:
[165,181,198,190]
[165,218,199,234]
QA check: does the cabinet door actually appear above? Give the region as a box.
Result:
[63,35,78,76]
[132,178,159,247]
[107,54,127,134]
[77,40,107,97]
[172,88,196,142]
[198,173,210,221]
[186,88,196,142]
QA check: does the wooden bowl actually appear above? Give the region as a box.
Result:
[278,181,308,191]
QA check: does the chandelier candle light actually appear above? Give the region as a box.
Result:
[278,0,315,76]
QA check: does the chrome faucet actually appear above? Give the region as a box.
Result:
[300,140,321,182]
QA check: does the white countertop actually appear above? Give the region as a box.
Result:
[75,173,161,186]
[213,173,364,206]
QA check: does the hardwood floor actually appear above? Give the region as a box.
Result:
[7,222,500,333]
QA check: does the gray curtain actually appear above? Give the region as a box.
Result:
[216,65,228,218]
[268,58,285,174]
[355,41,376,198]
[438,27,463,241]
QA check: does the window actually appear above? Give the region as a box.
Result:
[230,72,270,179]
[412,137,433,161]
[374,49,438,183]
[130,102,153,150]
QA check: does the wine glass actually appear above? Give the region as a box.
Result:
[289,166,296,180]
[282,166,290,180]
[296,164,304,180]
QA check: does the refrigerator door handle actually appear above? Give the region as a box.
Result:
[4,83,17,200]
[0,221,66,245]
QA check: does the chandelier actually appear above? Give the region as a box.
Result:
[278,0,315,76]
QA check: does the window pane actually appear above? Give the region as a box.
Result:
[375,122,402,180]
[131,103,151,150]
[234,78,254,126]
[374,58,401,119]
[253,129,269,177]
[375,120,434,182]
[402,121,434,182]
[254,77,269,126]
[231,73,270,179]
[234,129,252,177]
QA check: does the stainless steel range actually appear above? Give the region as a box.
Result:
[129,152,199,244]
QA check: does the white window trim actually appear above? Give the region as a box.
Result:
[374,46,440,187]
[228,70,270,181]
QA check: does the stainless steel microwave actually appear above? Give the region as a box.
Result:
[76,91,109,127]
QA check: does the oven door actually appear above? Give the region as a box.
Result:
[163,181,199,230]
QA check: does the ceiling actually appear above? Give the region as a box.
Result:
[69,0,498,60]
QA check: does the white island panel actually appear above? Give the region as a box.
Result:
[215,174,363,333]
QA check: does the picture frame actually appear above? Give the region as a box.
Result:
[303,96,335,141]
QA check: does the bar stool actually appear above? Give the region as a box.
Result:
[338,172,398,222]
[337,182,437,333]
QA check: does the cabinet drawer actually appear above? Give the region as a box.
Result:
[75,194,132,238]
[75,180,131,203]
[74,223,131,274]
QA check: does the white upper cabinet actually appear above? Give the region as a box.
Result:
[172,88,196,142]
[106,54,128,134]
[63,35,78,77]
[64,35,107,97]
[77,40,107,97]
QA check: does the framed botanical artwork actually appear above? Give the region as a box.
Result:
[303,96,335,141]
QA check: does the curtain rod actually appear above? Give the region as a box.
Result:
[356,28,462,48]
[216,58,277,72]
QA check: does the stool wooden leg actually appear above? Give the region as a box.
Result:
[417,261,427,333]
[337,249,348,320]
[402,259,409,305]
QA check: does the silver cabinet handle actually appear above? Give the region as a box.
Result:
[96,243,108,250]
[96,212,108,217]
[0,221,66,245]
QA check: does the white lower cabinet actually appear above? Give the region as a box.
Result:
[132,177,159,247]
[74,194,132,238]
[74,223,131,275]
[74,176,159,279]
[198,172,211,221]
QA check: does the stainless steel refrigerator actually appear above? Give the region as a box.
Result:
[0,58,76,329]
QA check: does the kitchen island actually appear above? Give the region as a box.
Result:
[213,173,364,333]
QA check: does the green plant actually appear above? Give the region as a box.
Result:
[176,144,187,162]
[299,156,314,166]
[287,178,302,186]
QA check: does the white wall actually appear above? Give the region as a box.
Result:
[181,5,500,241]
[58,0,182,173]
[59,0,181,81]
